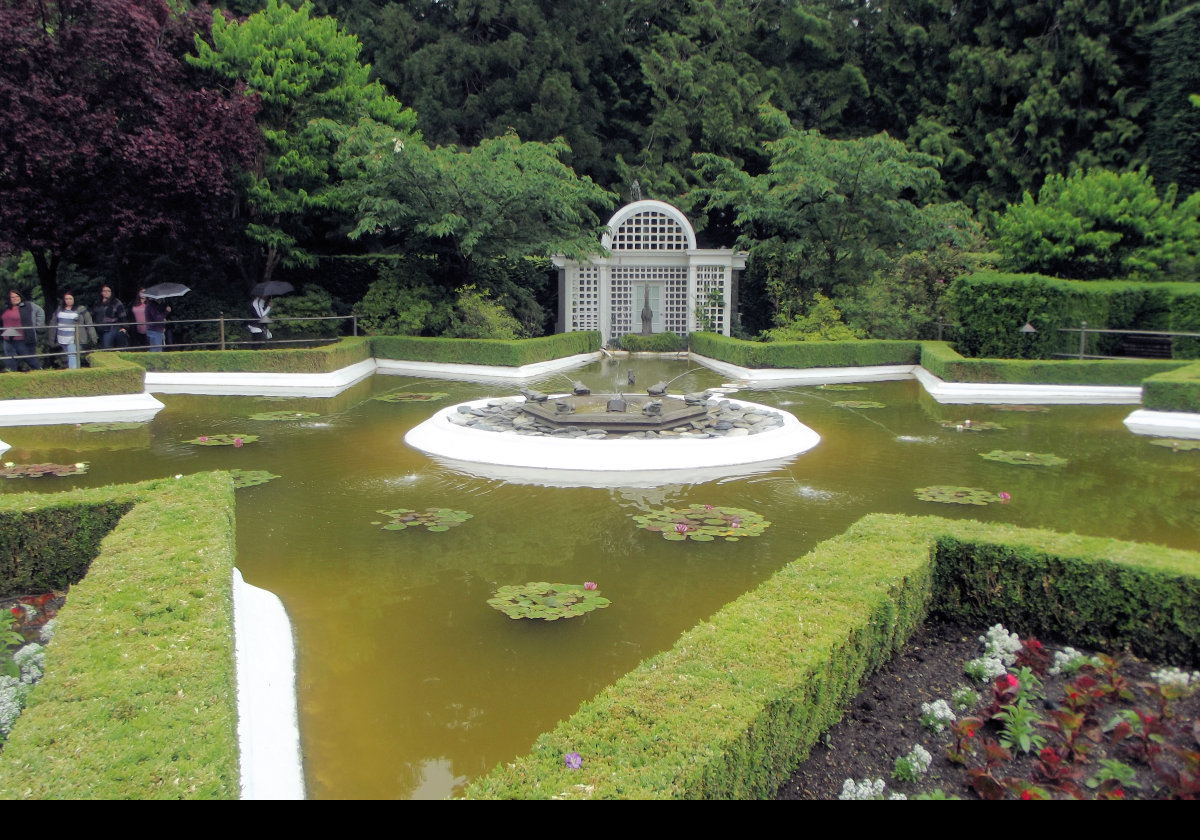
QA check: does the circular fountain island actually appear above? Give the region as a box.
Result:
[404,374,821,486]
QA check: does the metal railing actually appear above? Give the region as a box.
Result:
[1055,320,1200,360]
[2,313,360,370]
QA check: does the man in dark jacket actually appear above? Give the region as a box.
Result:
[94,285,129,350]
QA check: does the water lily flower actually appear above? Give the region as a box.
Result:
[998,492,1011,503]
[703,504,714,510]
[174,474,183,479]
[955,424,964,431]
[583,582,597,591]
[674,522,688,534]
[729,517,742,528]
[233,438,243,448]
[75,463,85,469]
[564,752,582,770]
[197,436,208,442]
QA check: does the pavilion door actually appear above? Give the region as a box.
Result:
[635,283,664,334]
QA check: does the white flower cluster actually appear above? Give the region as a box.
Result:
[964,655,1008,682]
[0,676,31,737]
[952,687,979,710]
[1048,646,1097,676]
[981,623,1022,665]
[839,777,886,800]
[1150,666,1200,690]
[905,744,933,773]
[920,699,956,732]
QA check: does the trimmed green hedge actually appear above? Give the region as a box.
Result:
[617,331,686,352]
[689,333,921,369]
[1141,361,1200,413]
[464,515,1200,799]
[0,474,239,799]
[920,341,1188,386]
[370,332,600,366]
[0,352,145,401]
[119,336,371,374]
[947,272,1200,360]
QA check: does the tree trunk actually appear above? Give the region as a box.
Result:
[31,249,60,307]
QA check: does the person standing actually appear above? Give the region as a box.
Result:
[94,285,129,349]
[50,292,98,369]
[2,289,44,372]
[248,296,272,345]
[140,288,170,352]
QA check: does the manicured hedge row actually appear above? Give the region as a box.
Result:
[1141,361,1200,413]
[920,341,1187,386]
[688,333,921,369]
[463,515,1200,799]
[617,331,686,352]
[370,331,600,366]
[0,500,135,592]
[119,336,372,374]
[0,474,240,799]
[0,352,145,401]
[947,272,1200,360]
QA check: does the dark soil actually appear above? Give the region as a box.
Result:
[777,622,1200,800]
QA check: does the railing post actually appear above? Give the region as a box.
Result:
[73,321,79,368]
[1079,320,1088,360]
[219,314,226,351]
[352,314,358,336]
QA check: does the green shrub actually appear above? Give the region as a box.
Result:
[617,331,686,352]
[946,272,1200,360]
[268,285,346,340]
[689,332,920,369]
[464,515,1200,799]
[0,352,144,401]
[919,341,1188,386]
[370,332,599,366]
[1142,361,1200,412]
[444,285,523,340]
[0,475,239,799]
[120,336,371,374]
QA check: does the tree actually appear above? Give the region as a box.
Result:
[995,167,1200,280]
[694,129,966,325]
[188,0,417,285]
[0,0,261,304]
[340,129,615,286]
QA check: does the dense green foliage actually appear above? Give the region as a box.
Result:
[995,168,1200,281]
[1141,361,1200,412]
[947,272,1200,359]
[464,514,1200,798]
[1145,5,1200,197]
[689,333,920,369]
[0,475,240,799]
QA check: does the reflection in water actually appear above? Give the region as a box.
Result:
[1,361,1197,798]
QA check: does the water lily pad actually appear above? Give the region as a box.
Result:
[487,582,611,621]
[229,469,281,489]
[632,504,770,542]
[79,422,146,432]
[373,391,449,403]
[834,400,886,409]
[939,420,1006,431]
[0,462,88,478]
[817,384,866,391]
[989,405,1050,412]
[1149,438,1200,451]
[186,434,259,446]
[979,450,1068,467]
[248,411,320,421]
[914,486,1004,505]
[375,507,473,532]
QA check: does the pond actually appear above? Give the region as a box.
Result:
[1,358,1197,798]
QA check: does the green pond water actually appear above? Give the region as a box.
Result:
[2,358,1198,798]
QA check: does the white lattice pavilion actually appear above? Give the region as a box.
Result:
[552,200,747,345]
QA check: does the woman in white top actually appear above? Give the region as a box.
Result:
[248,296,272,345]
[50,292,98,369]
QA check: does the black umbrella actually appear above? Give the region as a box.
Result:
[141,282,190,299]
[251,280,295,297]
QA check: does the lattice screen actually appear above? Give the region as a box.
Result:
[696,265,727,333]
[612,266,688,334]
[610,274,633,336]
[610,210,689,251]
[569,265,600,331]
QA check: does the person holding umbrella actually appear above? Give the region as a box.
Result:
[247,281,293,346]
[138,283,187,352]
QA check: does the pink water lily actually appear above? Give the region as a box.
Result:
[674,522,689,534]
[197,436,208,442]
[998,492,1011,503]
[233,438,243,448]
[583,581,597,591]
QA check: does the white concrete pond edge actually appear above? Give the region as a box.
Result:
[232,568,305,800]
